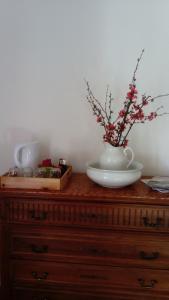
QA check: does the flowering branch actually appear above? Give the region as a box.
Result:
[85,50,169,147]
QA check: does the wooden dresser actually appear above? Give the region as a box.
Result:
[1,173,169,299]
[0,196,2,298]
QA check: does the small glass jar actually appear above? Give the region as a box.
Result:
[8,166,20,177]
[50,167,62,178]
[22,167,33,177]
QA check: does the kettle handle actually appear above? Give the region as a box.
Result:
[14,143,27,168]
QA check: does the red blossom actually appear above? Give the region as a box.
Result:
[96,115,102,122]
[147,112,157,121]
[122,139,128,147]
[142,98,148,106]
[127,92,133,101]
[119,109,126,117]
[131,109,144,121]
[119,122,126,132]
[106,123,116,130]
[132,88,138,94]
[126,84,138,101]
[133,104,140,110]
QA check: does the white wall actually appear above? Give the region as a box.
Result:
[0,0,169,175]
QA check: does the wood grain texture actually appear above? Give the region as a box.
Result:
[1,173,169,299]
[1,166,72,191]
[0,173,169,204]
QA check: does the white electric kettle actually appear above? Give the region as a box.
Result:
[14,141,40,169]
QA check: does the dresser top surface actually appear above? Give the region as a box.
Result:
[0,173,169,205]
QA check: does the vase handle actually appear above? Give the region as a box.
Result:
[123,146,134,168]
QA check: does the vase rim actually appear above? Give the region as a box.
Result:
[104,143,123,148]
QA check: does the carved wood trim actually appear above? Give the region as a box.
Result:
[7,199,169,231]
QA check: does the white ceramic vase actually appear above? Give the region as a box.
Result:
[99,143,134,170]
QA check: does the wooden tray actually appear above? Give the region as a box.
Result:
[0,166,72,191]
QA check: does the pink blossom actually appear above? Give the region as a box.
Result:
[97,116,102,122]
[122,139,128,147]
[106,123,116,130]
[147,112,157,121]
[119,109,126,117]
[142,99,148,106]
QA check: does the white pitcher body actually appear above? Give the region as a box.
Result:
[99,143,134,170]
[14,141,40,169]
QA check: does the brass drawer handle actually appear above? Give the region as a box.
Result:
[31,271,48,281]
[138,278,157,288]
[139,251,159,260]
[142,217,162,228]
[29,210,48,221]
[31,244,48,253]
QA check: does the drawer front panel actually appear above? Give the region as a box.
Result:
[12,287,169,300]
[10,230,169,269]
[12,289,91,300]
[12,290,57,300]
[11,261,169,294]
[7,199,169,232]
[12,288,130,300]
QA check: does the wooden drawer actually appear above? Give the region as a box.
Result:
[12,287,169,300]
[9,229,169,269]
[12,288,90,300]
[11,260,169,294]
[7,199,169,232]
[11,287,133,300]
